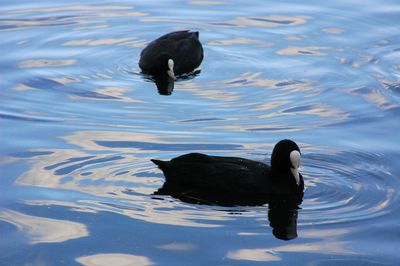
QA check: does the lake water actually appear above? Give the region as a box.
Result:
[1,0,400,265]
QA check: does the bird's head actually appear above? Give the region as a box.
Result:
[270,139,302,186]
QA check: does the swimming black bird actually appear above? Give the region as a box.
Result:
[151,139,304,206]
[139,30,204,81]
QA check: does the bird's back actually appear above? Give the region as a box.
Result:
[152,153,270,194]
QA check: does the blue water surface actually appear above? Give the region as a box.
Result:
[1,0,400,265]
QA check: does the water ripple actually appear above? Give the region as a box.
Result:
[301,150,400,225]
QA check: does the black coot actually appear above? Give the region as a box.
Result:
[139,30,204,81]
[152,139,304,206]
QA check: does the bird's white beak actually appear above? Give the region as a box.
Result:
[167,59,176,80]
[290,150,301,185]
[290,167,300,186]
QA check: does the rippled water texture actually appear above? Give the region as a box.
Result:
[1,0,400,265]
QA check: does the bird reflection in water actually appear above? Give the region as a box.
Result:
[154,76,174,95]
[152,70,201,95]
[268,199,301,240]
[153,188,303,241]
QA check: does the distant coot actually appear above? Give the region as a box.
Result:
[152,139,304,206]
[139,30,204,80]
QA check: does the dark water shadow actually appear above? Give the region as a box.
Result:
[0,113,55,123]
[23,78,119,99]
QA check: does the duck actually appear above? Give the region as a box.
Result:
[139,30,204,81]
[151,139,304,206]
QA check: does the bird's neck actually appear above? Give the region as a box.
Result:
[270,167,298,187]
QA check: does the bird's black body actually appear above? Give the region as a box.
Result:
[139,30,204,77]
[152,140,304,206]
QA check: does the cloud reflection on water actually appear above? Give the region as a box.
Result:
[276,46,329,56]
[226,228,356,262]
[18,59,77,68]
[228,15,310,28]
[9,5,134,14]
[1,5,147,33]
[178,72,349,131]
[8,5,147,18]
[322,27,345,34]
[14,130,245,228]
[189,1,226,6]
[207,37,273,47]
[0,209,88,244]
[347,86,398,110]
[139,13,310,30]
[76,253,154,266]
[157,242,197,251]
[63,38,146,48]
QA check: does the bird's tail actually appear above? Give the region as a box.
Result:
[151,159,169,170]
